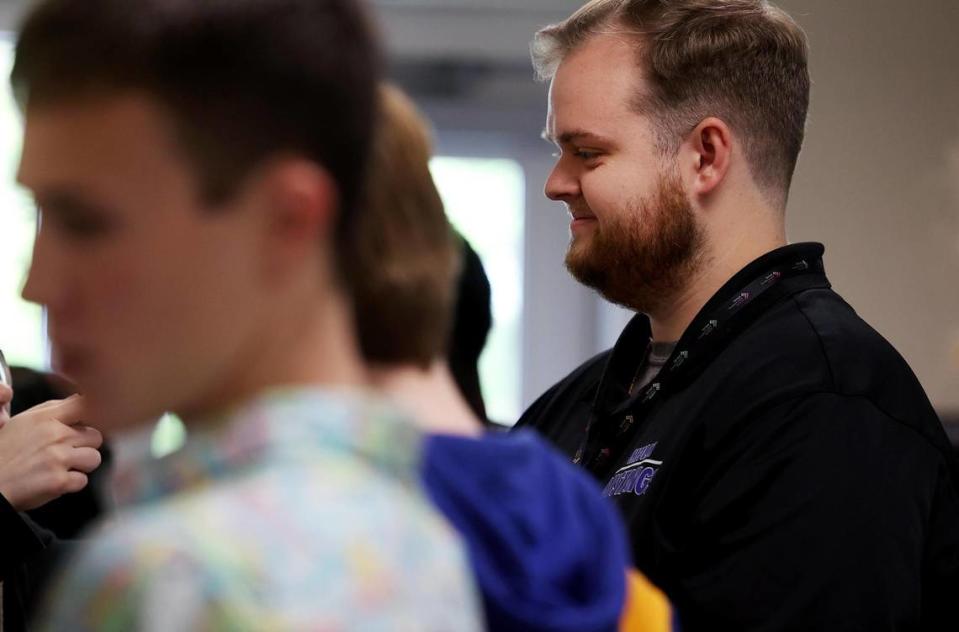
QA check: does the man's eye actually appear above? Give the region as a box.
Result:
[574,150,600,161]
[55,214,115,239]
[34,200,119,241]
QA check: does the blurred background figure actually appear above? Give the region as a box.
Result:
[352,84,475,437]
[448,235,493,424]
[8,366,110,538]
[0,350,103,631]
[352,82,673,632]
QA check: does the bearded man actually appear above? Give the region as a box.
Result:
[516,1,959,630]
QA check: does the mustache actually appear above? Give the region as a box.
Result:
[566,201,596,219]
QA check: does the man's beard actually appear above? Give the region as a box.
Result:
[565,169,706,314]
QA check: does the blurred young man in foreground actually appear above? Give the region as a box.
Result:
[13,0,480,628]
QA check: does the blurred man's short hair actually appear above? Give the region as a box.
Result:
[12,0,380,282]
[350,85,459,370]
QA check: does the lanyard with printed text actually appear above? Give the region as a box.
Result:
[575,249,828,477]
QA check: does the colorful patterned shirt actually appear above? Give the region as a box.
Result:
[37,388,483,631]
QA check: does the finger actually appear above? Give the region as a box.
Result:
[69,425,104,450]
[0,384,14,426]
[48,394,87,426]
[66,446,103,474]
[62,470,90,495]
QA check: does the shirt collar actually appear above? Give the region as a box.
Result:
[110,386,425,507]
[593,242,828,415]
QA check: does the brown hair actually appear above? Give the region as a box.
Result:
[11,0,380,279]
[350,85,459,369]
[532,0,810,202]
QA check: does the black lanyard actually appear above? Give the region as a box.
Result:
[574,250,828,477]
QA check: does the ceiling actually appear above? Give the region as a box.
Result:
[0,0,571,106]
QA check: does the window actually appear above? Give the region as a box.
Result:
[430,156,525,424]
[0,38,45,370]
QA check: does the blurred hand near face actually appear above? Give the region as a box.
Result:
[0,392,103,511]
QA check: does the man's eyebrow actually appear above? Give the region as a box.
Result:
[541,128,615,146]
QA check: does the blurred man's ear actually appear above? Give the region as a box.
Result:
[259,158,339,278]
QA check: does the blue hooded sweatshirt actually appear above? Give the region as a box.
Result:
[421,429,631,632]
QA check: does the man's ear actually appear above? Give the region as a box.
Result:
[683,117,733,198]
[260,158,339,272]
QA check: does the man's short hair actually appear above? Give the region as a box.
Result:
[350,85,459,369]
[11,0,380,277]
[532,0,810,202]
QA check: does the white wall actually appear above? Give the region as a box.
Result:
[778,0,959,411]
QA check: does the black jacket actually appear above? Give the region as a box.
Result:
[0,498,70,632]
[518,243,959,631]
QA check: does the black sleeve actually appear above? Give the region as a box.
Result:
[671,392,958,632]
[0,494,48,580]
[0,496,57,631]
[0,495,81,631]
[919,457,959,630]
